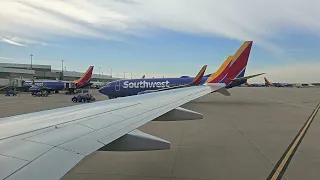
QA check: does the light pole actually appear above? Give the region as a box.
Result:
[30,54,33,69]
[131,73,132,79]
[61,60,64,72]
[61,60,64,80]
[124,72,125,78]
[110,69,112,77]
[99,67,101,75]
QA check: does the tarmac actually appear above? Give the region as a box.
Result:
[1,87,320,180]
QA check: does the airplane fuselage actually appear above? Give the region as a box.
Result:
[98,77,246,98]
[99,77,207,98]
[23,81,76,92]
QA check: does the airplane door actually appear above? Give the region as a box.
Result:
[65,83,69,89]
[115,81,120,91]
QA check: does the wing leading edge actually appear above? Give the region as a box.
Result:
[0,83,227,180]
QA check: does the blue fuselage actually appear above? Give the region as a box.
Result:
[98,77,246,98]
[24,81,66,92]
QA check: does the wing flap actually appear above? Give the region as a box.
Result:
[79,113,125,130]
[100,129,170,151]
[24,124,95,147]
[0,155,28,180]
[0,139,52,161]
[5,148,83,180]
[0,102,137,140]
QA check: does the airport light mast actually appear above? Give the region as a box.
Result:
[61,60,64,80]
[30,54,33,69]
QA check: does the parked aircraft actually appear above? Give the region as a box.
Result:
[264,77,294,87]
[99,56,231,98]
[24,66,94,93]
[99,41,264,98]
[138,65,208,95]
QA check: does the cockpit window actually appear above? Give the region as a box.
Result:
[106,82,111,87]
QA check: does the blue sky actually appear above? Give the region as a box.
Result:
[1,0,320,82]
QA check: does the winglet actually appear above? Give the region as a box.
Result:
[205,56,233,83]
[190,65,207,86]
[225,41,253,85]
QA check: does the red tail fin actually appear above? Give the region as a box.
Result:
[225,41,253,85]
[264,77,274,86]
[75,66,94,88]
[190,65,207,85]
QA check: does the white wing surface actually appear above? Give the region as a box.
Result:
[0,84,226,180]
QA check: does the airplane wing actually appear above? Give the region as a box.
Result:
[0,83,227,180]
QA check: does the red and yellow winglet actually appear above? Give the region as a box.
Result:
[205,56,232,83]
[225,41,253,85]
[190,65,208,86]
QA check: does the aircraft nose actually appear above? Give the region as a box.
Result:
[98,86,108,96]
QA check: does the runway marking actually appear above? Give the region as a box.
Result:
[267,103,320,180]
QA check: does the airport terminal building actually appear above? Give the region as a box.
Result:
[0,63,119,87]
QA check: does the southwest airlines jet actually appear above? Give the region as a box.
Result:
[99,41,264,98]
[24,66,94,93]
[264,77,293,87]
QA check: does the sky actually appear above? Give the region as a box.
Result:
[1,0,320,83]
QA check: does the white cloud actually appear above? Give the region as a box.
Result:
[0,56,15,60]
[1,0,320,49]
[0,37,27,47]
[246,61,320,83]
[0,36,49,47]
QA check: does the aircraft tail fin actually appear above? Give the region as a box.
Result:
[205,56,233,84]
[190,65,207,86]
[75,66,94,88]
[264,77,274,86]
[225,41,253,85]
